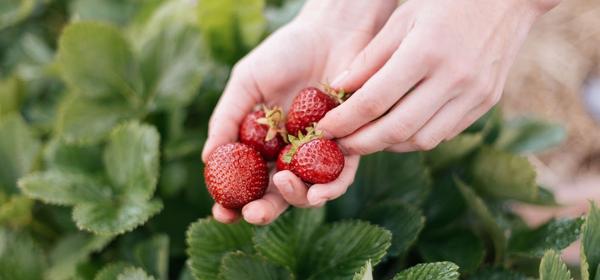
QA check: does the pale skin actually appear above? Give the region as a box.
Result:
[201,0,561,224]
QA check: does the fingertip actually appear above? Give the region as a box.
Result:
[306,155,360,206]
[273,171,310,207]
[212,204,240,224]
[242,202,269,225]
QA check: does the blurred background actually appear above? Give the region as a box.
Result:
[502,0,600,263]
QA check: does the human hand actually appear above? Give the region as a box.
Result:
[317,0,558,155]
[202,0,396,225]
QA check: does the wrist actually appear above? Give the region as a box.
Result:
[294,0,397,31]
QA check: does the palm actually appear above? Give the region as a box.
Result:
[244,23,374,109]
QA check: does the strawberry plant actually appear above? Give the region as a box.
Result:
[0,0,596,279]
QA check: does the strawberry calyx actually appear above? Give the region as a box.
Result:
[256,105,287,141]
[322,83,348,104]
[282,126,322,164]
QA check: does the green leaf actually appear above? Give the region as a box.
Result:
[0,113,41,194]
[0,228,46,280]
[539,250,572,280]
[418,230,484,273]
[137,1,206,110]
[470,147,537,201]
[352,260,373,280]
[331,152,431,219]
[104,122,160,199]
[521,186,559,206]
[73,198,163,235]
[198,0,266,64]
[581,202,600,280]
[95,263,130,280]
[19,170,112,205]
[363,201,425,257]
[69,0,139,25]
[186,218,255,280]
[0,195,33,227]
[0,76,22,116]
[496,117,566,154]
[0,0,35,29]
[254,207,324,273]
[422,173,467,228]
[57,21,143,101]
[427,133,483,171]
[44,138,104,174]
[455,178,506,263]
[509,218,583,257]
[46,233,113,280]
[219,252,292,280]
[117,267,156,280]
[57,95,135,143]
[393,262,460,280]
[469,268,529,280]
[305,221,391,279]
[133,235,169,280]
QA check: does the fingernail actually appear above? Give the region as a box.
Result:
[283,181,294,194]
[308,191,326,206]
[331,70,349,88]
[244,208,264,224]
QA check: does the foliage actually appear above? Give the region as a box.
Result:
[0,0,596,279]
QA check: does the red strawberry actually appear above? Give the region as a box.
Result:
[285,87,345,136]
[281,128,344,184]
[239,105,286,160]
[276,144,292,171]
[204,143,269,209]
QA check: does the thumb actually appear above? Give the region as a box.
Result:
[201,64,261,162]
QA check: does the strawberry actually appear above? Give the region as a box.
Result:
[239,105,286,160]
[285,86,346,136]
[276,144,292,171]
[204,143,269,209]
[281,128,344,184]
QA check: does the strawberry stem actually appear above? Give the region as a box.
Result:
[322,83,348,104]
[282,126,322,163]
[256,105,287,141]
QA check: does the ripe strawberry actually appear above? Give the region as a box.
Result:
[204,143,269,209]
[285,86,346,136]
[239,105,286,160]
[276,144,292,171]
[281,128,344,184]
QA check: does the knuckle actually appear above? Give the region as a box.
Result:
[355,99,385,119]
[483,91,502,108]
[345,143,372,156]
[387,121,414,143]
[449,65,476,89]
[420,46,444,66]
[413,134,441,151]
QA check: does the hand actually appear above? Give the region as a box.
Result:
[317,0,555,154]
[202,0,396,225]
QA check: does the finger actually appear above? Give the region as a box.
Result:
[338,77,456,155]
[446,92,501,140]
[242,190,289,225]
[273,170,310,207]
[406,94,476,151]
[212,204,240,224]
[446,104,492,140]
[201,63,262,162]
[317,32,430,139]
[306,155,360,206]
[330,7,415,92]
